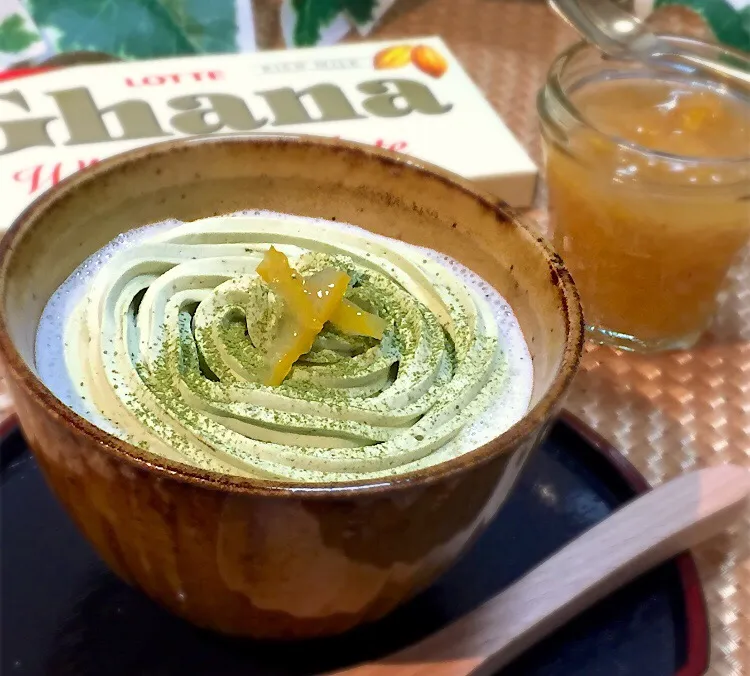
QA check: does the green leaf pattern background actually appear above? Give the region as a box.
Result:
[0,12,38,53]
[291,0,377,46]
[0,0,47,68]
[25,0,241,59]
[1,0,747,66]
[653,0,750,51]
[0,0,391,66]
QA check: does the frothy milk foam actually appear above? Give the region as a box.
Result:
[36,211,534,470]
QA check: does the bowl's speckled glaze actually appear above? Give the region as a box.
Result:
[0,135,583,638]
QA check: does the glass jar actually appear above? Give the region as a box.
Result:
[538,36,750,352]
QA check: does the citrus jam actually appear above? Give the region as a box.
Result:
[540,46,750,351]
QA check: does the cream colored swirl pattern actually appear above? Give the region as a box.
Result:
[60,215,528,482]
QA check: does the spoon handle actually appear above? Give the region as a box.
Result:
[333,465,750,676]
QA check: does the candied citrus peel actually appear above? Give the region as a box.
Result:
[256,246,320,332]
[304,268,351,319]
[679,90,724,134]
[329,298,386,339]
[262,321,315,387]
[256,247,386,386]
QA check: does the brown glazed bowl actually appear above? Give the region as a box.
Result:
[0,135,583,639]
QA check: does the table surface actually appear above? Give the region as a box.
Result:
[3,1,749,673]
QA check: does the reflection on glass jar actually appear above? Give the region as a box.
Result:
[538,37,750,352]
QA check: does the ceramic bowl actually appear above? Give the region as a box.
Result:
[0,135,583,638]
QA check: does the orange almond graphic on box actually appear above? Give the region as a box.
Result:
[373,45,413,70]
[411,45,448,78]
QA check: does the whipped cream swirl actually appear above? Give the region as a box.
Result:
[40,214,532,482]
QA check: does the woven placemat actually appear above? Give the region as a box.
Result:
[1,1,747,672]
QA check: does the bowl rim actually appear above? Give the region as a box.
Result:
[0,133,584,498]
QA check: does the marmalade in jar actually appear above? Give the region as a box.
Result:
[544,78,750,351]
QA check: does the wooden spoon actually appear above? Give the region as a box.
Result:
[333,464,750,676]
